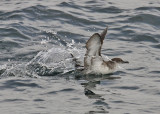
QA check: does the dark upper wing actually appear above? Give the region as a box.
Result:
[84,26,108,69]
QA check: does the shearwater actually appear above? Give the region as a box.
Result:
[80,26,129,74]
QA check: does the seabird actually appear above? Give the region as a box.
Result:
[83,26,129,74]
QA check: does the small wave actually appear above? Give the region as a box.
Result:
[132,34,158,43]
[1,4,103,27]
[59,88,75,92]
[112,86,139,90]
[22,5,52,20]
[0,5,50,21]
[151,44,160,49]
[93,6,123,13]
[0,27,31,41]
[135,6,160,11]
[0,79,41,89]
[58,2,81,9]
[1,99,27,102]
[127,67,146,71]
[0,11,4,15]
[34,99,45,102]
[128,14,160,26]
[0,10,24,20]
[10,23,40,38]
[0,40,22,50]
[149,71,160,74]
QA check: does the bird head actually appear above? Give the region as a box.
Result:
[111,58,129,64]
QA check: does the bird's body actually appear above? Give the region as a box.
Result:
[85,56,116,74]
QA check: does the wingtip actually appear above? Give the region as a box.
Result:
[100,26,108,43]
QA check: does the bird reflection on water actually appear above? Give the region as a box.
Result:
[76,74,120,98]
[74,73,120,113]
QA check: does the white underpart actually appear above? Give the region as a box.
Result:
[87,56,115,74]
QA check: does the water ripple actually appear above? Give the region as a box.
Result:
[132,34,158,43]
[1,99,27,102]
[128,14,160,26]
[0,27,31,41]
[151,44,160,49]
[92,6,123,13]
[58,2,81,9]
[135,6,160,11]
[34,99,45,102]
[112,86,139,90]
[0,40,21,50]
[60,88,75,92]
[0,80,42,89]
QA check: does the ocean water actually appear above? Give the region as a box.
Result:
[0,0,160,113]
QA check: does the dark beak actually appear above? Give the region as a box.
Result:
[123,61,129,64]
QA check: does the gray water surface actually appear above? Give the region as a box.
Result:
[0,0,160,113]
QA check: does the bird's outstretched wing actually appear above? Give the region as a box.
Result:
[86,33,102,56]
[84,26,108,69]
